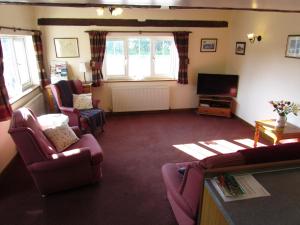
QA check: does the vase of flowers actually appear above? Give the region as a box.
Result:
[269,100,299,128]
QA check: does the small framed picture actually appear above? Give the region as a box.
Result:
[235,42,246,55]
[54,38,80,58]
[200,38,217,52]
[285,35,300,58]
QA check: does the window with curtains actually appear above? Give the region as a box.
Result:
[103,34,179,81]
[0,35,39,100]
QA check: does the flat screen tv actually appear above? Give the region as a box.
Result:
[197,73,239,97]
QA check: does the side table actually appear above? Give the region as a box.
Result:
[253,119,300,147]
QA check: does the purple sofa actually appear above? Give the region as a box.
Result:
[8,107,104,196]
[162,142,300,225]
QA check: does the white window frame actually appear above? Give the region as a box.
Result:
[103,33,178,81]
[0,35,39,101]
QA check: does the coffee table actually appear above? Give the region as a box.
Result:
[254,119,300,147]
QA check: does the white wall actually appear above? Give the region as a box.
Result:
[0,5,38,173]
[3,5,300,172]
[226,11,300,126]
[35,7,231,111]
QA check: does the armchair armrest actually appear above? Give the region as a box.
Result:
[59,106,80,127]
[29,148,91,172]
[179,165,205,218]
[92,99,101,108]
[59,106,79,114]
[70,126,82,137]
[28,148,94,195]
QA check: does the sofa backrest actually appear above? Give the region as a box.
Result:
[239,142,300,164]
[69,80,84,94]
[54,80,74,107]
[200,152,245,169]
[8,108,56,165]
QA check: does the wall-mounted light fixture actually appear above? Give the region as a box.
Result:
[109,7,123,16]
[96,7,123,16]
[247,33,262,43]
[96,8,104,16]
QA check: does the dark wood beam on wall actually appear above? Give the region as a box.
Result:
[169,6,300,14]
[0,2,160,8]
[37,18,228,28]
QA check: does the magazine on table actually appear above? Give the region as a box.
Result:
[211,173,271,202]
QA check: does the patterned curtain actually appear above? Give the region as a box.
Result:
[88,31,108,87]
[0,40,12,122]
[32,31,50,88]
[173,32,190,84]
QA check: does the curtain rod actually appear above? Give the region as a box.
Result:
[85,30,192,34]
[0,26,40,33]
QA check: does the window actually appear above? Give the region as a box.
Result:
[0,35,38,100]
[104,35,179,81]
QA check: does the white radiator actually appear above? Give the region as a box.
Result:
[111,85,170,112]
[24,93,46,116]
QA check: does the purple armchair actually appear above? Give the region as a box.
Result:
[8,107,104,196]
[50,80,104,133]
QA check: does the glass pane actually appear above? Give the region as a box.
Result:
[106,41,114,54]
[105,40,125,76]
[163,40,171,55]
[128,38,151,79]
[154,40,174,76]
[128,38,139,55]
[155,41,163,55]
[1,37,22,98]
[13,38,31,87]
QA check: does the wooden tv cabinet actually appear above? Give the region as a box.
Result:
[197,96,233,118]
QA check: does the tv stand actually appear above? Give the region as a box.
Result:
[197,95,233,118]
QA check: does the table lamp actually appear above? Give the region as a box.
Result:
[79,62,87,83]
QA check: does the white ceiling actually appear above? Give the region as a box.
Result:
[1,0,300,12]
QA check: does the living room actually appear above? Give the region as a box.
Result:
[1,1,300,225]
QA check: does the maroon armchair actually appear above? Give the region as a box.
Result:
[50,79,104,133]
[8,107,104,196]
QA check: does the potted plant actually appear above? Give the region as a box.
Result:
[269,100,299,128]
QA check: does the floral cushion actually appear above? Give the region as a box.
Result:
[44,125,79,152]
[73,93,93,110]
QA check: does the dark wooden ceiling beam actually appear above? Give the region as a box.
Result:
[0,1,160,8]
[169,6,300,13]
[37,18,228,28]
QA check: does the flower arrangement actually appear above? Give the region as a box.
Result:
[269,100,299,117]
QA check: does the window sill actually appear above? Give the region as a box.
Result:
[104,79,177,83]
[9,85,40,105]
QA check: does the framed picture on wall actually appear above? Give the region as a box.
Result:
[285,35,300,58]
[200,38,217,52]
[54,38,80,58]
[235,42,246,55]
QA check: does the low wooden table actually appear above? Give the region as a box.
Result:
[254,119,300,147]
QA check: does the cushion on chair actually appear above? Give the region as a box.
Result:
[44,124,80,152]
[73,93,93,110]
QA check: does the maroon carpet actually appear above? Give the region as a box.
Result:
[0,110,258,225]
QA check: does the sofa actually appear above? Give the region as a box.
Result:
[162,142,300,225]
